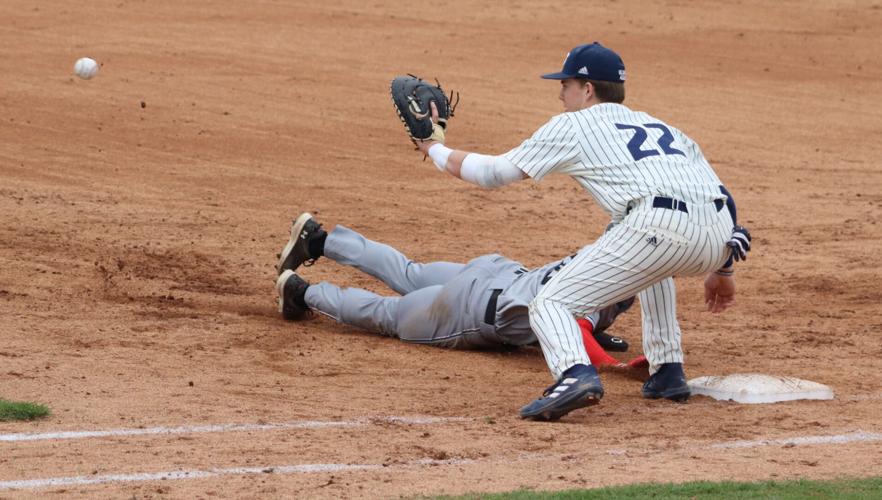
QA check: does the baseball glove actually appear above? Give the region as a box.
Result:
[390,75,459,143]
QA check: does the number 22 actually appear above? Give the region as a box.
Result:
[614,123,685,161]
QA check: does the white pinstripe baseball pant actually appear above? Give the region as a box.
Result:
[529,196,734,377]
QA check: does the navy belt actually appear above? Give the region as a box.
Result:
[652,196,725,214]
[484,289,502,325]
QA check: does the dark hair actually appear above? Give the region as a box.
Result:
[580,79,625,104]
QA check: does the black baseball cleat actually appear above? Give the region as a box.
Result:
[519,364,604,421]
[593,331,629,352]
[276,212,326,274]
[275,270,310,320]
[592,297,635,352]
[642,362,691,402]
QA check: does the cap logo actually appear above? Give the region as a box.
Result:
[578,66,589,75]
[618,69,627,81]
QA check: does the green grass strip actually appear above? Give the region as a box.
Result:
[0,399,50,421]
[438,476,882,499]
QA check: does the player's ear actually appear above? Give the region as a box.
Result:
[582,80,595,101]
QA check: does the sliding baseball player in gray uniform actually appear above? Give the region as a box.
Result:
[275,213,632,356]
[413,42,751,420]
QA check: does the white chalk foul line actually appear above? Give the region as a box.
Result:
[0,416,466,443]
[3,429,882,491]
[0,458,475,491]
[708,430,882,450]
[846,393,882,401]
[601,430,882,457]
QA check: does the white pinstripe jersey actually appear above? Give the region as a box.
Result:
[504,103,725,219]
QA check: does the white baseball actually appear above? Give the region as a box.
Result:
[73,57,99,80]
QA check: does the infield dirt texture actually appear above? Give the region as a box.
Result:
[2,1,881,498]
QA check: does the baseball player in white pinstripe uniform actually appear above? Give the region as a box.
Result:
[415,42,752,420]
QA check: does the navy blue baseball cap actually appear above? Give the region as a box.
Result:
[542,42,626,83]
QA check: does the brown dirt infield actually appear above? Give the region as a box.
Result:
[2,0,882,498]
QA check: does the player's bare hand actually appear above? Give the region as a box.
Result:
[704,272,736,313]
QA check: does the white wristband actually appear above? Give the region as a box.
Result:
[460,153,524,188]
[427,143,452,172]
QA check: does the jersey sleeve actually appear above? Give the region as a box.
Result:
[502,114,579,182]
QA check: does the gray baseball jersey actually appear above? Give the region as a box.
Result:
[303,225,584,349]
[503,102,733,377]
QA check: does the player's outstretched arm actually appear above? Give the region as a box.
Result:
[421,141,528,188]
[414,102,528,189]
[416,139,467,176]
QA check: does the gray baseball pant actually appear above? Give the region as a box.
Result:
[303,226,530,349]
